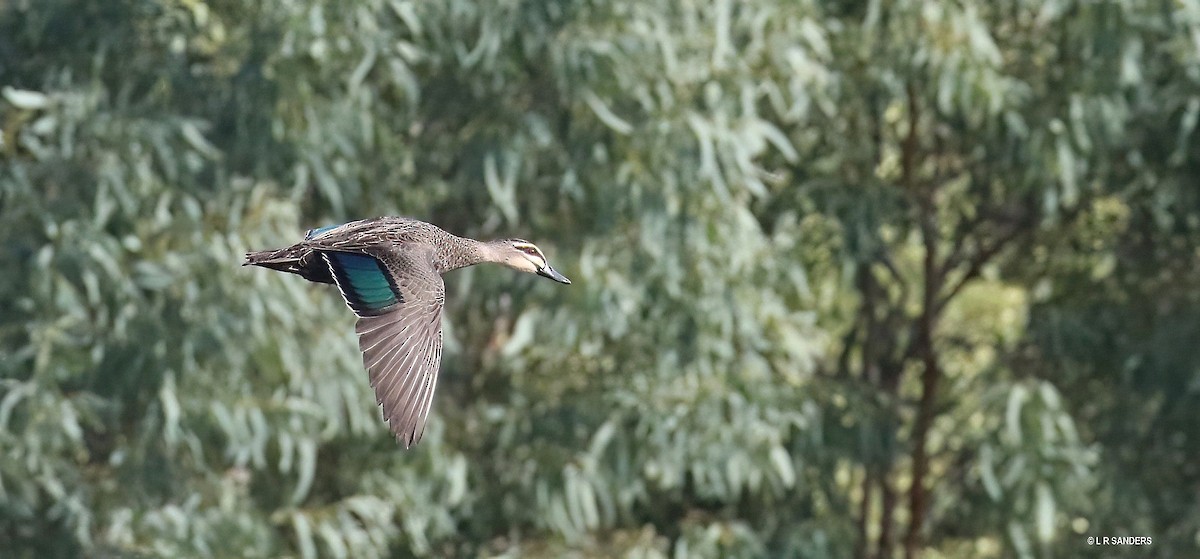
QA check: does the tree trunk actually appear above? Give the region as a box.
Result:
[904,328,941,559]
[878,470,896,559]
[857,469,873,558]
[906,190,943,559]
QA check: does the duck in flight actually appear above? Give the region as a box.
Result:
[244,217,571,447]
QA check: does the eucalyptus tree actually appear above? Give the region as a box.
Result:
[771,1,1200,557]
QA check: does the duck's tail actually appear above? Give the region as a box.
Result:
[244,245,336,284]
[243,247,302,272]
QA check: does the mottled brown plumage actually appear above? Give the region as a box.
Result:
[244,217,570,447]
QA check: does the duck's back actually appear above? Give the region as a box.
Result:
[305,216,450,250]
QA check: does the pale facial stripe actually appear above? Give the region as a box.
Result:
[512,242,547,267]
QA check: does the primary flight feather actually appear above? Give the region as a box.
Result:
[243,217,571,448]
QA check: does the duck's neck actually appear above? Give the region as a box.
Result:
[435,236,504,273]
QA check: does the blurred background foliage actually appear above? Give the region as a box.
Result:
[1,0,1198,557]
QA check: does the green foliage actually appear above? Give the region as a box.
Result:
[1,0,1198,557]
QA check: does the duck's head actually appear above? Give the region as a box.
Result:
[495,239,571,284]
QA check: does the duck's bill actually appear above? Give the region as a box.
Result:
[537,264,571,284]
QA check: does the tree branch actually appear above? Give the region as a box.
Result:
[935,221,1026,314]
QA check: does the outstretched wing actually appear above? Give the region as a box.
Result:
[323,246,445,447]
